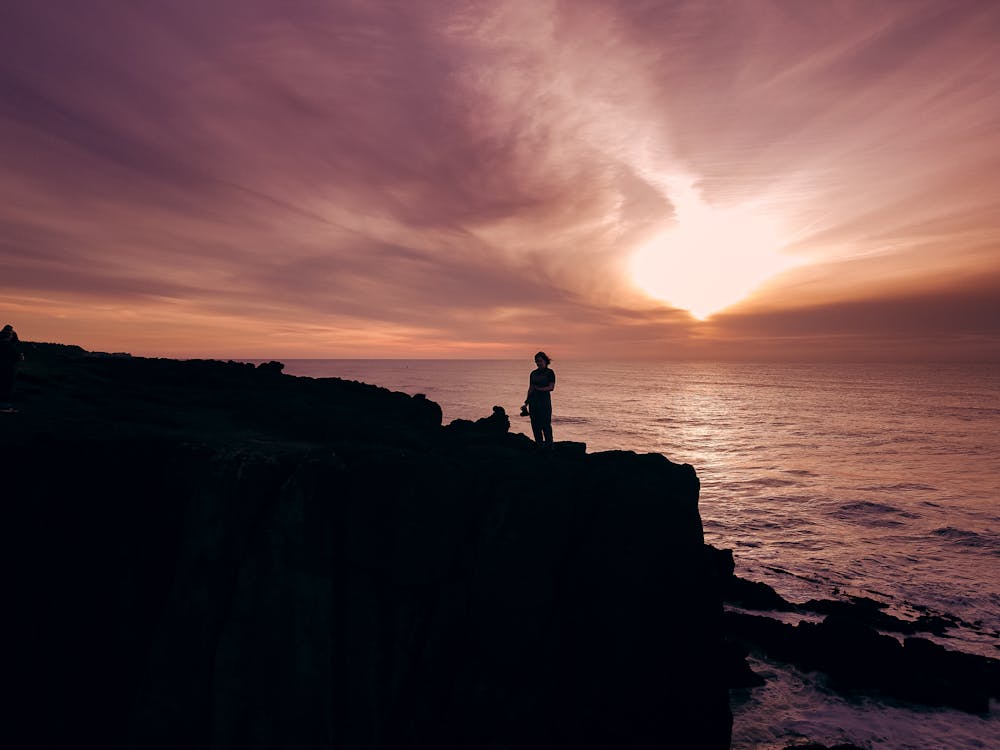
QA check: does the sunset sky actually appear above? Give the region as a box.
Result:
[2,1,999,360]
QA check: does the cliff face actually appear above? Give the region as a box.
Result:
[5,346,731,749]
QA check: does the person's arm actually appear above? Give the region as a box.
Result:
[533,371,555,392]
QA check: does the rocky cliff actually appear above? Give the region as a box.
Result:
[4,345,732,749]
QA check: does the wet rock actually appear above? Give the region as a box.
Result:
[799,596,953,636]
[704,545,795,611]
[797,615,905,687]
[706,542,998,712]
[728,577,795,611]
[899,636,1000,713]
[721,640,766,688]
[724,610,999,713]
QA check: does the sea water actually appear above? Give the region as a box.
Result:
[278,359,1000,749]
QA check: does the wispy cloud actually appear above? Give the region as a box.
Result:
[1,1,998,358]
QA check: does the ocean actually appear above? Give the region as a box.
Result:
[278,359,999,749]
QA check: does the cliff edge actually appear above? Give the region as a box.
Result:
[3,345,731,749]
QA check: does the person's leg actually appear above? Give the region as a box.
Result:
[529,410,544,443]
[536,402,553,446]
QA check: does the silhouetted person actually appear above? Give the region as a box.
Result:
[523,351,555,447]
[0,324,23,412]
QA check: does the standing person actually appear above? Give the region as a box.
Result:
[523,351,555,447]
[0,324,23,412]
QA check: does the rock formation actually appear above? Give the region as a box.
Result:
[4,344,732,749]
[705,546,1000,714]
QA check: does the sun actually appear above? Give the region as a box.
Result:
[630,189,799,320]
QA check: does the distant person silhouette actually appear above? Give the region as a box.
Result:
[0,324,23,412]
[523,351,555,447]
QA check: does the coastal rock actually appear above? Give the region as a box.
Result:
[798,596,955,636]
[707,543,999,712]
[724,611,999,713]
[5,346,731,750]
[444,404,510,436]
[707,552,960,638]
[703,546,794,612]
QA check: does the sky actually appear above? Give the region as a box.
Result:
[1,0,999,360]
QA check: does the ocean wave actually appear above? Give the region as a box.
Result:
[829,501,920,522]
[866,518,907,528]
[932,527,1000,553]
[738,477,800,488]
[551,416,590,425]
[857,482,937,492]
[761,565,828,585]
[835,500,907,514]
[941,406,1000,418]
[758,521,786,530]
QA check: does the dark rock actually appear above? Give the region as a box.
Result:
[7,342,444,445]
[899,637,1000,713]
[705,545,794,611]
[721,640,766,688]
[797,615,905,688]
[799,596,953,636]
[708,547,953,636]
[704,544,736,578]
[255,359,284,376]
[445,404,510,436]
[724,610,999,713]
[728,576,795,611]
[551,439,586,457]
[706,542,996,710]
[4,345,731,750]
[725,611,804,663]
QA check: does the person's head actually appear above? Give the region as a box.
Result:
[534,351,550,367]
[0,325,13,340]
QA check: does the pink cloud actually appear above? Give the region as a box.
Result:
[1,1,998,358]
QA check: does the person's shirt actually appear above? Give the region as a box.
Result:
[528,367,555,404]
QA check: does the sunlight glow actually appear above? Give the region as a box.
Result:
[630,180,800,319]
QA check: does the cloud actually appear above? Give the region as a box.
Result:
[703,271,1000,361]
[1,1,998,358]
